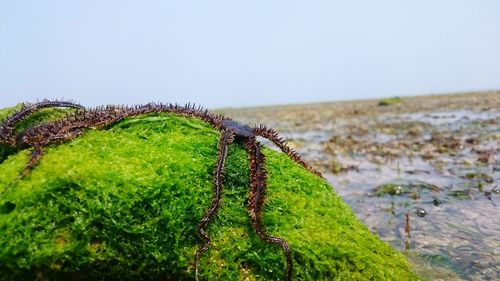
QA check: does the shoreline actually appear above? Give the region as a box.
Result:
[217,90,499,112]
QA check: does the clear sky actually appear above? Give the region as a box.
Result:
[1,1,499,109]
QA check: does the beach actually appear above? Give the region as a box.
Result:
[221,91,500,280]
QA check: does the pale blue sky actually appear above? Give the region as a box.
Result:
[1,1,499,109]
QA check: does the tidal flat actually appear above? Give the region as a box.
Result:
[221,91,500,281]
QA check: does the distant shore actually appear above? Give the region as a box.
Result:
[219,90,499,120]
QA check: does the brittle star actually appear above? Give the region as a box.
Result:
[0,101,323,281]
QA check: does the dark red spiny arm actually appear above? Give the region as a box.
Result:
[254,125,323,178]
[245,137,293,281]
[195,129,234,281]
[0,100,84,147]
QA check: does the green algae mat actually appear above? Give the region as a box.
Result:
[0,105,420,280]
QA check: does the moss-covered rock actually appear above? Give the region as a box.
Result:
[0,105,420,280]
[377,96,403,106]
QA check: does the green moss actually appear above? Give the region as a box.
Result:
[378,97,402,106]
[464,172,493,184]
[374,181,440,197]
[0,106,421,280]
[447,190,472,200]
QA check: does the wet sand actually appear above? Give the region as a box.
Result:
[220,91,500,281]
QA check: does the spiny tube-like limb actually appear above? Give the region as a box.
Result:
[22,146,44,178]
[0,100,84,147]
[63,103,224,133]
[195,129,235,281]
[16,101,224,177]
[18,126,85,177]
[245,138,293,281]
[16,104,224,173]
[254,125,323,178]
[162,103,224,130]
[4,100,84,128]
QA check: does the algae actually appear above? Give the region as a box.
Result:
[374,181,440,198]
[377,97,402,106]
[0,106,420,280]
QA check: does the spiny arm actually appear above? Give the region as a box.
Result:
[254,125,323,178]
[0,100,84,146]
[195,129,234,281]
[245,138,293,281]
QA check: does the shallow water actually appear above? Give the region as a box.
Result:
[227,95,500,281]
[318,111,498,280]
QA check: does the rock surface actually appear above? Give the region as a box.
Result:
[0,106,420,280]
